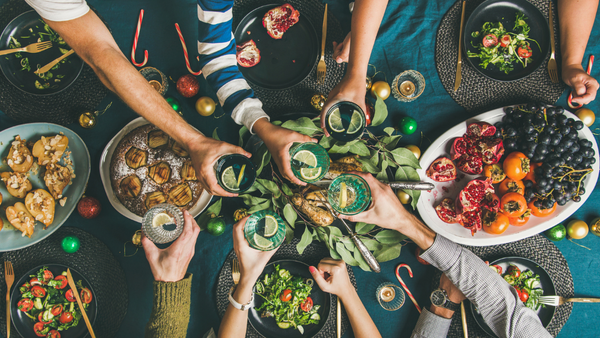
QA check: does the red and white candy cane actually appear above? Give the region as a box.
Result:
[130,9,148,67]
[568,55,594,109]
[174,23,202,76]
[395,263,421,313]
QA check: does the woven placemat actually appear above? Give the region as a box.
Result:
[0,0,108,125]
[0,227,128,338]
[429,234,573,338]
[216,238,357,338]
[233,0,347,117]
[435,0,567,113]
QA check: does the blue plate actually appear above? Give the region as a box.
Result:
[0,123,90,251]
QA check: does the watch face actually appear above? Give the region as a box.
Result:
[430,290,446,306]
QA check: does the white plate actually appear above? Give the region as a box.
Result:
[99,117,212,222]
[416,107,600,246]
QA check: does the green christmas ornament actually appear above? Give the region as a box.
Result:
[166,97,183,116]
[545,224,566,241]
[61,235,81,253]
[207,216,226,236]
[398,116,417,135]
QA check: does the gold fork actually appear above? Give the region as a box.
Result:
[232,258,240,285]
[316,4,328,84]
[547,2,559,83]
[0,41,52,56]
[5,261,14,338]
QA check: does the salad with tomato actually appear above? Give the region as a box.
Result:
[254,265,320,334]
[468,12,541,74]
[16,267,93,337]
[491,264,544,311]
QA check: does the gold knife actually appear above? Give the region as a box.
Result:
[461,301,468,338]
[66,269,96,338]
[34,49,74,74]
[336,297,341,338]
[454,0,467,91]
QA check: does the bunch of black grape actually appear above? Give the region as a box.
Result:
[495,103,595,207]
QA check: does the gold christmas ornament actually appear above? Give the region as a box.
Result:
[310,94,327,112]
[395,190,411,204]
[366,77,372,91]
[567,219,589,239]
[405,145,421,160]
[132,230,143,247]
[576,108,595,127]
[196,96,216,116]
[590,217,600,237]
[78,112,96,129]
[234,208,249,222]
[370,81,391,100]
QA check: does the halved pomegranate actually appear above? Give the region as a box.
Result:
[453,122,502,175]
[480,138,505,164]
[236,40,261,68]
[459,210,483,235]
[426,157,457,182]
[456,179,494,212]
[262,4,300,39]
[455,154,483,175]
[466,122,496,137]
[481,193,500,212]
[450,137,467,160]
[435,198,460,223]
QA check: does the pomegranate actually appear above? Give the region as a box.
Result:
[450,137,467,159]
[426,157,457,182]
[452,122,503,174]
[481,193,500,212]
[262,4,300,40]
[236,40,261,68]
[459,210,483,235]
[455,154,483,175]
[466,122,496,137]
[456,179,494,212]
[435,198,460,223]
[480,138,505,164]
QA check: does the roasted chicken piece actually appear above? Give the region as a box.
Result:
[6,136,33,173]
[324,155,363,180]
[44,163,71,199]
[291,192,334,227]
[1,172,33,198]
[32,134,69,165]
[25,189,55,227]
[6,202,35,238]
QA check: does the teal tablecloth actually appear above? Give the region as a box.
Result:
[0,0,599,337]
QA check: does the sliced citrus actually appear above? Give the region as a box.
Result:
[221,166,239,191]
[327,108,345,133]
[253,233,274,249]
[339,182,348,209]
[347,110,364,134]
[237,164,246,187]
[293,150,318,167]
[300,167,322,181]
[152,212,173,228]
[263,215,278,237]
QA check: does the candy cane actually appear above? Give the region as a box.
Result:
[174,23,202,76]
[395,263,421,313]
[130,9,148,67]
[568,55,594,109]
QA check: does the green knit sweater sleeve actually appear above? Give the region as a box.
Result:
[144,274,193,338]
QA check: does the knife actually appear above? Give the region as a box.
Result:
[454,0,466,91]
[66,269,96,338]
[34,49,74,74]
[291,158,316,169]
[312,179,434,190]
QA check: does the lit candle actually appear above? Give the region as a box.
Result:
[379,286,395,303]
[149,80,162,92]
[400,81,415,96]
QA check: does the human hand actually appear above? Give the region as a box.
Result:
[233,216,278,284]
[141,209,200,282]
[332,32,351,63]
[308,258,355,298]
[319,74,367,136]
[186,133,252,197]
[253,118,316,186]
[562,64,599,105]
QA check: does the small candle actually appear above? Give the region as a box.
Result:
[400,81,415,96]
[379,286,395,303]
[149,80,162,92]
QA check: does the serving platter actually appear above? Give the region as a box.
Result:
[416,107,599,246]
[0,123,90,252]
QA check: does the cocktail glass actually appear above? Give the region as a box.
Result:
[214,154,256,193]
[327,174,371,215]
[244,210,286,251]
[142,203,184,244]
[376,283,405,311]
[289,142,330,183]
[324,101,366,142]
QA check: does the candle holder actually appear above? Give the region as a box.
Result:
[392,70,425,102]
[139,67,169,96]
[376,282,405,311]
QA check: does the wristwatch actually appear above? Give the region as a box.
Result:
[228,286,254,311]
[430,288,460,312]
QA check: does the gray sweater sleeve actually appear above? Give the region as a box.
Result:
[411,308,453,338]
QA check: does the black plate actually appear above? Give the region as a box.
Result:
[234,4,319,90]
[0,10,83,95]
[463,0,550,81]
[249,260,331,338]
[467,257,556,337]
[11,264,98,338]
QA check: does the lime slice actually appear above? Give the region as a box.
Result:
[339,182,348,209]
[253,233,274,249]
[237,164,246,187]
[327,108,345,133]
[293,150,318,167]
[152,212,173,228]
[300,167,322,181]
[221,166,239,191]
[347,110,364,134]
[263,215,278,237]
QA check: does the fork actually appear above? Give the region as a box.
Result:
[539,295,600,306]
[316,4,328,84]
[547,2,559,83]
[5,261,14,338]
[232,258,240,285]
[0,41,52,56]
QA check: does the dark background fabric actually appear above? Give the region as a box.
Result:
[0,0,599,337]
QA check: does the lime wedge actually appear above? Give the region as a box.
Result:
[300,167,322,181]
[263,215,278,237]
[339,182,347,209]
[347,110,364,134]
[221,166,239,191]
[293,150,318,167]
[152,212,173,228]
[237,164,246,187]
[253,233,274,249]
[327,108,345,133]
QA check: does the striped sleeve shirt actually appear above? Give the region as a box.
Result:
[197,0,269,133]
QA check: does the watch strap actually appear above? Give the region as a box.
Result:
[444,298,461,312]
[228,286,253,311]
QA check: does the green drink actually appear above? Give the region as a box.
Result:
[244,210,286,251]
[214,154,256,193]
[325,101,366,142]
[327,174,372,215]
[289,142,330,183]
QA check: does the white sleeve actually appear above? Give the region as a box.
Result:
[24,0,90,22]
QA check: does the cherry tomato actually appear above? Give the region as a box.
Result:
[51,304,63,316]
[498,178,525,196]
[41,270,53,284]
[31,285,46,298]
[53,275,68,290]
[47,330,61,338]
[500,192,527,217]
[80,287,93,304]
[508,209,531,226]
[507,265,521,278]
[20,283,30,293]
[65,289,76,302]
[483,164,506,184]
[482,34,498,47]
[33,322,47,337]
[300,297,313,312]
[524,162,540,184]
[59,311,73,324]
[38,312,52,325]
[17,298,33,312]
[519,288,529,302]
[528,198,557,217]
[518,45,532,58]
[280,289,292,302]
[503,152,530,181]
[500,34,511,47]
[492,265,503,275]
[482,210,510,235]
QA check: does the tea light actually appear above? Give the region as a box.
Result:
[376,283,405,311]
[379,286,395,302]
[149,80,163,92]
[400,81,415,96]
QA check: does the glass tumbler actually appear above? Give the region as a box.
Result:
[142,203,184,244]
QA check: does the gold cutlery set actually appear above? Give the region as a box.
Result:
[0,41,74,75]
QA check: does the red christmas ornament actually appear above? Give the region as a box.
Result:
[176,74,199,98]
[365,100,374,126]
[77,196,101,219]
